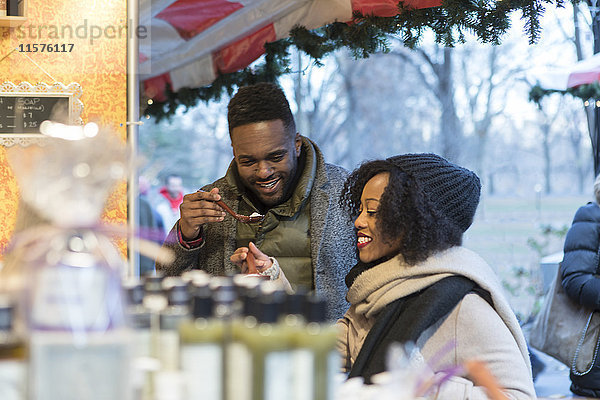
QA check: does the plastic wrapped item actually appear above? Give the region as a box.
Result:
[7,124,127,229]
[335,342,433,400]
[334,340,510,400]
[2,127,133,400]
[25,230,126,333]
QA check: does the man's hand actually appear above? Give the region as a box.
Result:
[179,188,226,240]
[230,242,273,273]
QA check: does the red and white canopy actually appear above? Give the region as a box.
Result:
[529,52,600,91]
[140,0,441,101]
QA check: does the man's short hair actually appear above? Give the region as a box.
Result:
[227,82,296,137]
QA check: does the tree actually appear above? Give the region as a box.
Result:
[139,101,232,192]
[288,48,436,169]
[565,105,592,192]
[528,2,600,178]
[536,99,562,194]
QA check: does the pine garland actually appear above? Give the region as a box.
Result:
[529,82,600,106]
[146,0,565,121]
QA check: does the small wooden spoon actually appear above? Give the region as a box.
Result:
[216,200,264,223]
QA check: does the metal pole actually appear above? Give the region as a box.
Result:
[127,0,140,278]
[589,1,600,177]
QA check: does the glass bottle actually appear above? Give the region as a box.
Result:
[179,279,225,400]
[142,274,167,361]
[281,291,312,400]
[158,277,190,371]
[123,278,156,400]
[26,230,133,400]
[210,277,238,400]
[243,286,291,400]
[226,276,262,400]
[123,278,151,357]
[0,299,26,400]
[302,295,340,400]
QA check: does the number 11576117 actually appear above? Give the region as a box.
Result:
[18,44,74,52]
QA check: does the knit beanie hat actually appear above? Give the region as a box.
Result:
[387,153,481,233]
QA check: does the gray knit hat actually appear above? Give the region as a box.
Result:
[388,153,481,232]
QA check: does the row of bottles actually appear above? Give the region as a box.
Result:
[0,267,341,400]
[122,271,341,400]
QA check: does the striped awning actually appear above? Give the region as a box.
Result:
[528,52,600,91]
[140,0,441,101]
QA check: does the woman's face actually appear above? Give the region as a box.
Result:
[354,172,402,263]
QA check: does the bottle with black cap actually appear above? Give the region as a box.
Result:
[280,290,313,400]
[148,277,189,400]
[179,278,224,400]
[244,283,291,400]
[180,270,210,297]
[226,275,263,400]
[143,274,167,311]
[0,298,26,400]
[301,295,340,400]
[142,274,167,361]
[122,278,151,357]
[209,276,244,400]
[123,278,158,400]
[211,276,237,321]
[158,277,190,371]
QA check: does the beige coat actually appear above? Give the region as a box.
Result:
[337,246,536,399]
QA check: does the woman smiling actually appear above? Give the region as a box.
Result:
[337,153,536,399]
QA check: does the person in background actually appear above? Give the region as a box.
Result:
[138,176,165,276]
[155,82,356,320]
[337,153,535,399]
[560,173,600,397]
[155,173,184,232]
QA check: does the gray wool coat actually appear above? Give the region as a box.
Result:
[156,137,357,320]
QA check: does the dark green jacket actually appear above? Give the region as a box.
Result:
[157,137,356,320]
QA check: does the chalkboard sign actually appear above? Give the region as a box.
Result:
[0,94,71,134]
[0,82,83,147]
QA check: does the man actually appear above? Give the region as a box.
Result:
[156,82,356,320]
[155,173,184,232]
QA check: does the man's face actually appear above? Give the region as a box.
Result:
[231,120,301,207]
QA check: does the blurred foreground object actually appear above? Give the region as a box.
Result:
[2,126,134,400]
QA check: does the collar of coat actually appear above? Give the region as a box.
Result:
[346,246,531,372]
[224,136,317,217]
[347,247,500,316]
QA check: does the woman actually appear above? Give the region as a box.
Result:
[337,153,536,399]
[560,173,600,397]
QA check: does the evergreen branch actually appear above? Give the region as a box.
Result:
[146,0,565,120]
[528,82,600,106]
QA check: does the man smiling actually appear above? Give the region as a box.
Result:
[156,82,356,320]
